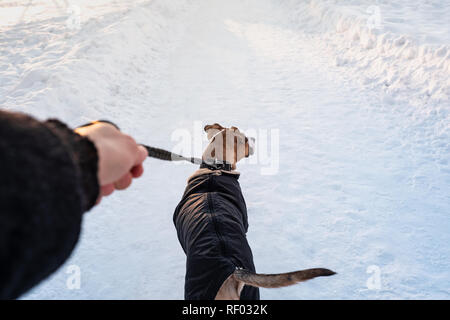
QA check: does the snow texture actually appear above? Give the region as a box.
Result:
[0,0,449,299]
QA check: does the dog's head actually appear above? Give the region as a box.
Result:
[203,123,255,169]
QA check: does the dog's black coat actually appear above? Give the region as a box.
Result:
[173,170,260,300]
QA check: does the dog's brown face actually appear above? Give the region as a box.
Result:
[203,123,255,169]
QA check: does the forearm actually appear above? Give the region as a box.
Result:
[0,110,99,299]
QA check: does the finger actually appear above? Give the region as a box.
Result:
[114,172,133,190]
[130,164,144,178]
[134,145,148,166]
[101,184,115,197]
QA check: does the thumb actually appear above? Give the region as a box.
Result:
[134,145,148,166]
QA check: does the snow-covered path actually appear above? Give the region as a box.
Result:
[1,0,448,299]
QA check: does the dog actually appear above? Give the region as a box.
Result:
[173,123,335,300]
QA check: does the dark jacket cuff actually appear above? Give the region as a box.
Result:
[44,119,100,211]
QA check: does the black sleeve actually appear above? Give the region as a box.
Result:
[0,110,100,299]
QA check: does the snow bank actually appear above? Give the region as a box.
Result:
[0,0,193,128]
[283,0,450,106]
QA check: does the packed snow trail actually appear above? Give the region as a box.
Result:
[0,0,448,299]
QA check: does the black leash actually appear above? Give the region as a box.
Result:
[141,144,202,165]
[78,120,232,171]
[142,144,232,171]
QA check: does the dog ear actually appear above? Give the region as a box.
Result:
[204,123,225,140]
[204,123,224,132]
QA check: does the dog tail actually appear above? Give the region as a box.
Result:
[233,268,336,288]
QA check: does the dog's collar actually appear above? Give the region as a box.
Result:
[200,159,232,171]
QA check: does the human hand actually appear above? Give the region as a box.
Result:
[75,121,148,204]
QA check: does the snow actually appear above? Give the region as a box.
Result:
[286,0,450,107]
[0,0,449,299]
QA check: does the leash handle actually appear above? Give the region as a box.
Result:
[76,120,204,166]
[77,120,121,131]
